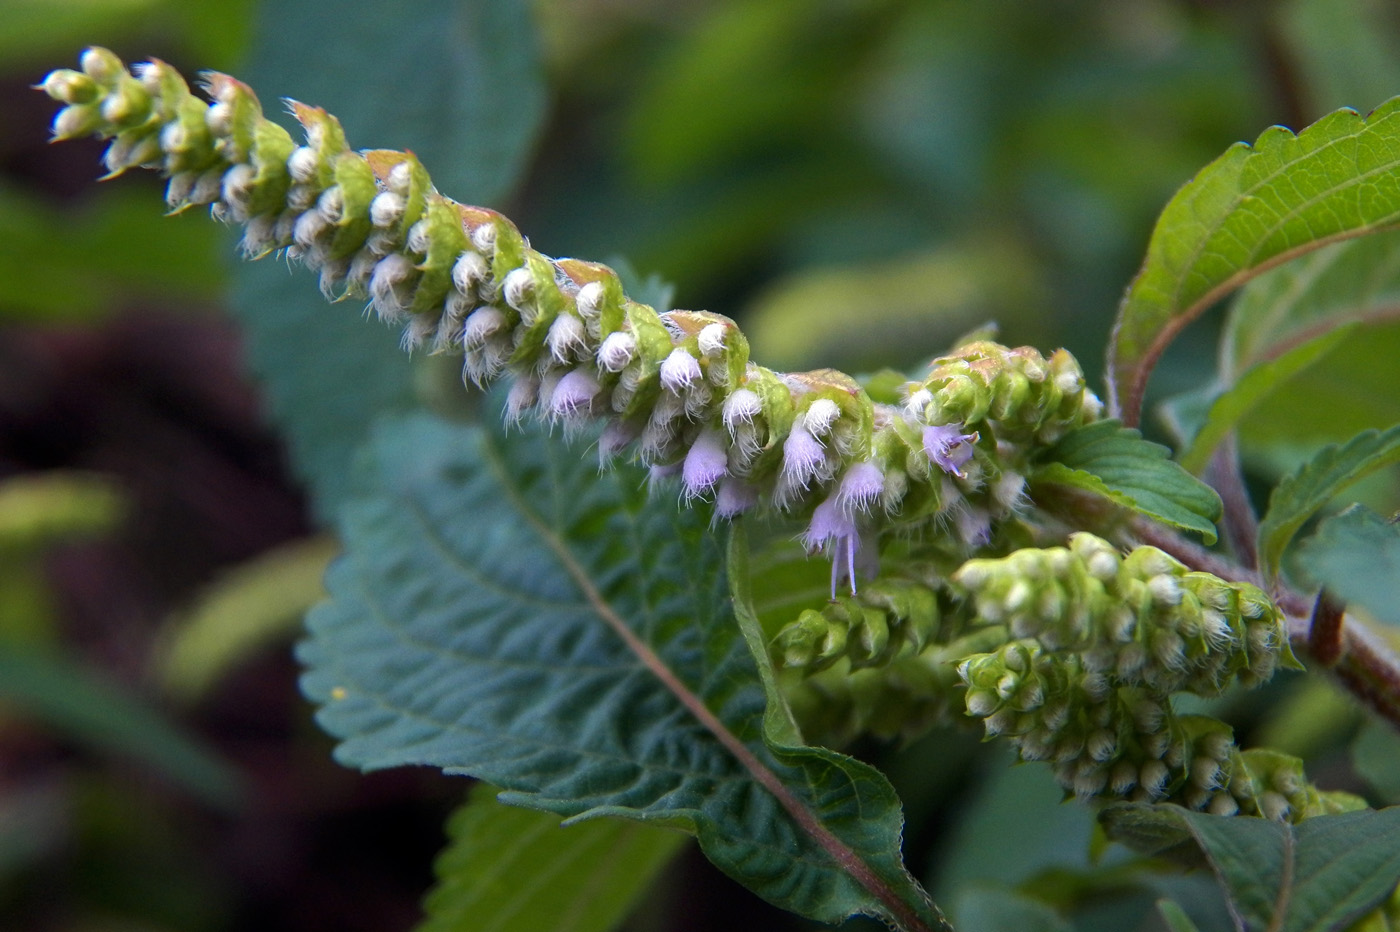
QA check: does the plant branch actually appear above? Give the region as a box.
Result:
[1206,434,1259,570]
[1129,517,1400,731]
[1307,589,1346,668]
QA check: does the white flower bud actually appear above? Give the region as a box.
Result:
[575,281,605,320]
[660,348,702,392]
[1259,791,1291,822]
[597,331,636,372]
[803,398,840,437]
[903,387,932,417]
[470,222,496,254]
[1148,574,1183,606]
[407,218,432,255]
[159,120,187,154]
[547,313,587,363]
[1139,760,1169,798]
[386,161,413,196]
[452,250,488,294]
[1087,550,1119,581]
[206,100,232,136]
[370,191,405,229]
[966,689,999,717]
[287,146,319,183]
[504,376,539,424]
[462,306,506,347]
[1208,793,1239,817]
[1074,764,1108,800]
[240,214,277,257]
[502,267,535,313]
[370,253,415,321]
[698,323,727,357]
[1110,760,1138,795]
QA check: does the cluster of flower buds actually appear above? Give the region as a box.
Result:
[954,533,1288,693]
[952,533,1300,812]
[775,576,941,673]
[42,49,1108,595]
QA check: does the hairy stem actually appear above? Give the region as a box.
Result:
[1207,434,1259,570]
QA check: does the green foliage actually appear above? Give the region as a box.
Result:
[1102,804,1400,932]
[0,648,239,808]
[299,410,943,930]
[419,782,685,932]
[1297,506,1400,625]
[229,0,546,518]
[158,535,337,700]
[1032,420,1223,542]
[1257,425,1400,579]
[1109,98,1400,423]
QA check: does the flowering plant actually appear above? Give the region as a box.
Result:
[35,34,1400,932]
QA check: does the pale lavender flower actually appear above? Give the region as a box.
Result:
[715,475,758,519]
[780,422,825,492]
[682,428,729,500]
[550,369,600,419]
[802,498,878,600]
[835,460,883,515]
[923,423,978,478]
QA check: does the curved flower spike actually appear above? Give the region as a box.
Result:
[41,49,1107,575]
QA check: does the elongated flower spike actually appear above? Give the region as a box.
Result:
[43,48,1111,591]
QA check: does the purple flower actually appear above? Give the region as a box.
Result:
[835,460,883,515]
[803,498,878,600]
[550,368,600,419]
[923,423,978,478]
[715,475,758,519]
[682,428,728,500]
[780,423,825,491]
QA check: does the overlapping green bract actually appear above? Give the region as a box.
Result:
[299,410,942,930]
[1108,97,1400,425]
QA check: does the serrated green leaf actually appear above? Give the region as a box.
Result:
[1108,98,1400,425]
[299,410,945,931]
[231,0,545,519]
[1103,804,1400,932]
[1033,420,1222,543]
[0,648,239,808]
[418,782,685,932]
[159,535,338,701]
[1177,325,1355,474]
[1257,425,1400,579]
[1297,506,1400,626]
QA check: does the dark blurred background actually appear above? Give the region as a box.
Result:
[2,1,1398,930]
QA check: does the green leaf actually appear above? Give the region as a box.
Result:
[1177,325,1355,474]
[1157,899,1205,932]
[1297,506,1400,626]
[1103,804,1400,932]
[0,648,240,808]
[1352,719,1400,804]
[1033,420,1223,543]
[1103,800,1400,929]
[1257,425,1400,578]
[300,410,945,931]
[419,782,685,932]
[950,886,1069,932]
[1108,98,1400,425]
[159,535,338,701]
[231,0,546,519]
[0,471,125,553]
[0,185,226,324]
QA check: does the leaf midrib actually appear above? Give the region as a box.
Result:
[477,431,936,932]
